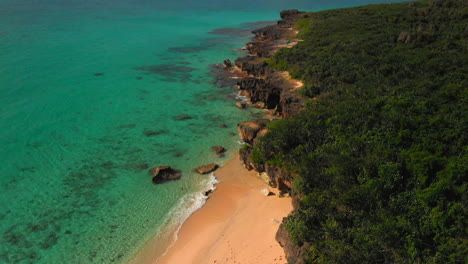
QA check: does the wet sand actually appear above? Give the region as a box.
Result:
[156,157,292,264]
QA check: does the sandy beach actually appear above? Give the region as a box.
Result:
[154,157,292,264]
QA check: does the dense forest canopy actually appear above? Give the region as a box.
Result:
[255,0,467,263]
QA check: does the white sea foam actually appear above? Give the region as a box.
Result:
[235,92,248,103]
[154,173,219,262]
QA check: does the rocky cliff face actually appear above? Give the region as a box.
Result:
[232,10,308,263]
[233,10,305,119]
[276,218,308,264]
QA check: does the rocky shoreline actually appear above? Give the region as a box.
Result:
[147,10,309,262]
[225,9,308,264]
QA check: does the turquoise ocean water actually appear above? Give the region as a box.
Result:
[0,0,408,263]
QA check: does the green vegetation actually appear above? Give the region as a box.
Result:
[256,0,467,263]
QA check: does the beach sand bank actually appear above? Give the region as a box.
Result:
[156,157,292,264]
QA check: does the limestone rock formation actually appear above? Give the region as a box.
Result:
[276,218,307,264]
[237,119,270,145]
[195,163,219,174]
[148,165,181,184]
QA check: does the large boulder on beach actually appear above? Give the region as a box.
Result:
[195,163,219,174]
[211,146,226,157]
[261,188,273,196]
[148,165,181,184]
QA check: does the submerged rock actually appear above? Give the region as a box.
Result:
[168,46,206,53]
[195,163,219,174]
[223,59,232,68]
[173,114,192,121]
[143,130,168,137]
[148,165,181,184]
[211,146,226,157]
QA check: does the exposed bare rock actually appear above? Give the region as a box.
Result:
[235,56,270,77]
[195,163,219,174]
[236,102,246,109]
[276,218,308,264]
[228,8,305,119]
[261,188,273,196]
[254,101,265,108]
[237,119,270,145]
[265,164,294,193]
[239,145,265,172]
[257,172,275,186]
[240,146,255,171]
[231,10,307,262]
[238,78,281,109]
[238,121,261,144]
[148,165,181,184]
[255,128,270,143]
[223,59,232,68]
[236,74,304,118]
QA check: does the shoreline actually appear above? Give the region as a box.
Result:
[155,157,292,264]
[131,10,306,264]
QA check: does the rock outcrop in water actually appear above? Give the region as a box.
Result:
[223,59,232,68]
[148,165,181,184]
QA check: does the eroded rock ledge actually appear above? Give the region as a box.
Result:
[232,10,305,119]
[233,10,306,193]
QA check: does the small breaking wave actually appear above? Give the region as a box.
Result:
[235,92,248,103]
[153,173,219,262]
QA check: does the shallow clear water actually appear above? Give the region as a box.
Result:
[0,0,409,263]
